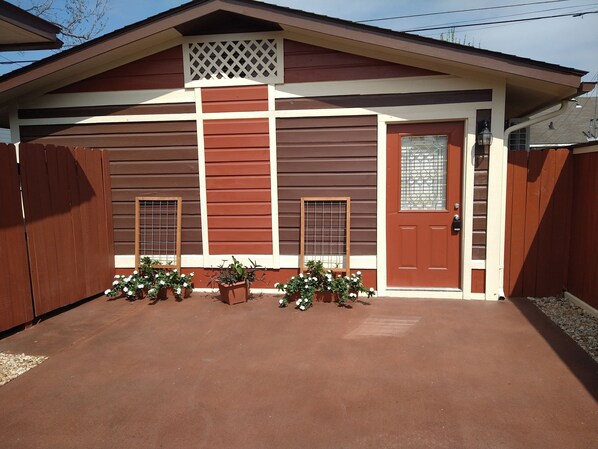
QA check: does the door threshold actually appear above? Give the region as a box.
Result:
[386,287,462,292]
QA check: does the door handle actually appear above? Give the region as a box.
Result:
[452,214,461,233]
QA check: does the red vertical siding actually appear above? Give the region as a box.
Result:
[284,40,442,83]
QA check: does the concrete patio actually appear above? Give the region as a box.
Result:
[0,294,597,449]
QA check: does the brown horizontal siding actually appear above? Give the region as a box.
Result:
[54,46,184,93]
[276,90,492,110]
[202,85,268,113]
[284,40,442,83]
[19,103,195,119]
[204,118,272,255]
[277,116,377,256]
[20,120,202,256]
[473,109,490,261]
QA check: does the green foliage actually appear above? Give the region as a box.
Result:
[275,260,375,311]
[207,256,265,287]
[439,27,480,48]
[104,257,194,301]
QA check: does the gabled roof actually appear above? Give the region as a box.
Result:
[0,0,590,117]
[0,0,62,51]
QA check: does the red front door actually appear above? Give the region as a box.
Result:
[386,122,464,289]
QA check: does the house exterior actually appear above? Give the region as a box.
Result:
[0,1,62,51]
[0,0,590,299]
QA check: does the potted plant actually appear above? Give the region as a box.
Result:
[105,257,194,302]
[275,260,375,311]
[208,256,264,305]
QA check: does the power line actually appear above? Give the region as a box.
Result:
[357,0,573,23]
[399,10,598,33]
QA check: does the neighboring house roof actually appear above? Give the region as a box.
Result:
[0,0,590,118]
[530,96,598,147]
[0,0,62,51]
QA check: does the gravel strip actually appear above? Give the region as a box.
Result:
[529,296,598,364]
[0,352,48,387]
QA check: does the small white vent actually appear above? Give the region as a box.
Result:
[184,34,282,87]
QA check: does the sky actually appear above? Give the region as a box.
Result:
[2,0,597,84]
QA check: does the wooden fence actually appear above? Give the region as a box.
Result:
[504,147,598,309]
[0,143,114,332]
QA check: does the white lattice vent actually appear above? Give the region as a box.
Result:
[184,34,283,86]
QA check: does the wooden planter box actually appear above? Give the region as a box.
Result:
[219,282,249,305]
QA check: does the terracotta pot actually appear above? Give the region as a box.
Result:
[219,281,249,305]
[157,288,169,300]
[184,287,193,298]
[314,291,335,303]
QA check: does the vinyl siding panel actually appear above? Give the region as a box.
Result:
[284,40,442,83]
[20,120,202,256]
[277,116,377,256]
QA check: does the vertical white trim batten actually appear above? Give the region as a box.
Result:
[194,88,211,258]
[268,84,280,268]
[9,107,20,161]
[376,117,387,296]
[486,82,507,301]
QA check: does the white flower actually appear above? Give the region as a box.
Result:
[120,275,125,279]
[303,298,308,303]
[114,275,119,279]
[182,274,186,278]
[357,271,362,276]
[283,284,287,289]
[304,279,308,283]
[296,299,301,306]
[123,287,129,293]
[327,286,331,290]
[104,289,111,295]
[183,282,188,288]
[144,276,149,279]
[160,280,165,285]
[176,288,182,294]
[300,305,306,311]
[369,288,374,292]
[274,282,280,288]
[112,280,118,286]
[350,293,356,298]
[299,273,303,278]
[345,276,350,280]
[291,276,295,280]
[279,298,284,304]
[126,276,132,282]
[138,284,144,289]
[133,270,138,275]
[190,272,195,276]
[173,269,178,273]
[326,274,332,279]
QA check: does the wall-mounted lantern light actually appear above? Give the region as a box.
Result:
[477,120,493,148]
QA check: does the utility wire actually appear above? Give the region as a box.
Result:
[400,10,598,32]
[358,0,573,23]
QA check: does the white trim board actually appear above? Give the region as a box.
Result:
[20,89,195,109]
[275,75,494,99]
[564,291,598,319]
[115,254,378,269]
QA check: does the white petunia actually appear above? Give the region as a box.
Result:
[299,273,303,278]
[190,272,195,276]
[296,299,301,306]
[104,289,111,295]
[112,280,118,286]
[327,286,331,290]
[160,280,165,285]
[369,288,374,292]
[283,284,287,289]
[123,287,129,293]
[300,305,306,311]
[120,275,125,279]
[303,298,308,303]
[183,283,188,288]
[182,274,186,278]
[133,271,138,275]
[291,276,295,280]
[357,271,362,276]
[114,275,119,279]
[274,282,280,288]
[279,299,284,304]
[138,284,144,289]
[173,269,178,273]
[176,288,182,294]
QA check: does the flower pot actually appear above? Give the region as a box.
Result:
[219,282,249,305]
[157,288,169,300]
[314,291,335,303]
[184,287,193,298]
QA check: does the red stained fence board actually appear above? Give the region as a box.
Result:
[0,144,34,332]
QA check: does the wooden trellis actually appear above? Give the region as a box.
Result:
[300,197,350,274]
[134,197,182,270]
